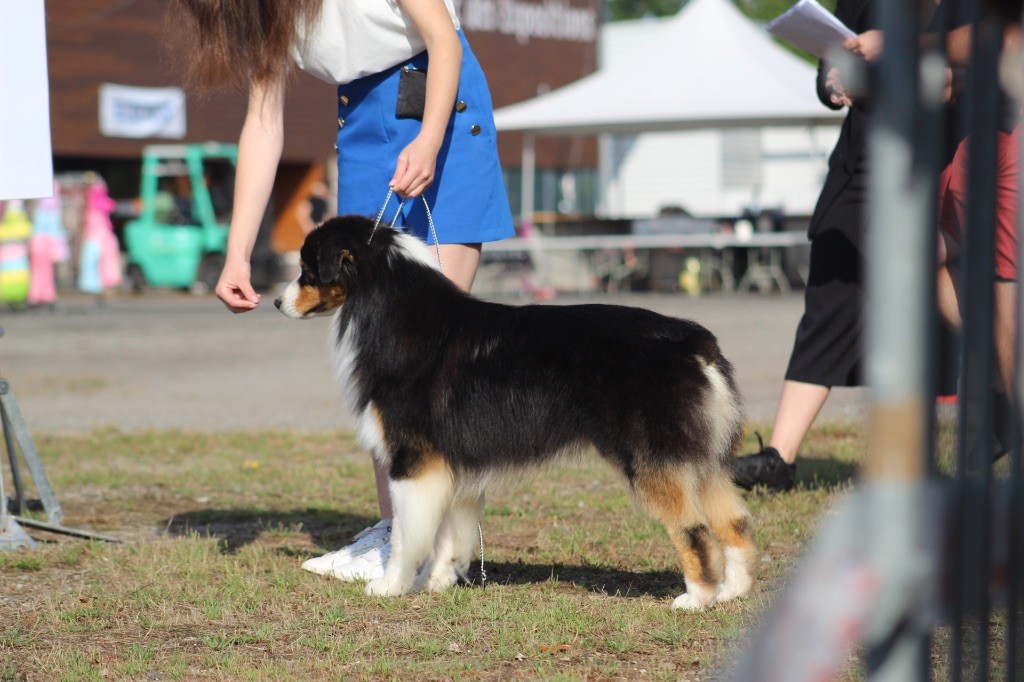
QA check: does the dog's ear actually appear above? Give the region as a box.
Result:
[318,248,355,285]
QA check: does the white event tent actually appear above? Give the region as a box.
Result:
[493,0,846,219]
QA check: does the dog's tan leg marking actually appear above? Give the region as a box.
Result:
[366,453,453,597]
[702,476,756,602]
[633,468,724,610]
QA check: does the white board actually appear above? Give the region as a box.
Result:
[0,1,54,201]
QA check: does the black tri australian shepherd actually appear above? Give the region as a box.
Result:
[275,216,756,610]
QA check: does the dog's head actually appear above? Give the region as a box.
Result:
[274,215,379,319]
[274,214,441,319]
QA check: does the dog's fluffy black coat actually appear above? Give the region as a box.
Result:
[277,216,756,609]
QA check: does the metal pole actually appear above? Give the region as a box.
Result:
[1,398,26,515]
[1006,12,1024,681]
[0,400,33,551]
[862,2,938,679]
[0,381,62,525]
[954,6,1002,678]
[729,3,943,678]
[520,133,536,229]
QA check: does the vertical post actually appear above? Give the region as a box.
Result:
[0,386,34,551]
[520,133,536,229]
[0,410,7,534]
[0,381,62,525]
[1,400,25,514]
[864,0,928,486]
[1006,13,1024,682]
[863,1,936,679]
[597,132,613,217]
[954,5,1002,678]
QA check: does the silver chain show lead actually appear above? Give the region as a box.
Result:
[370,188,444,273]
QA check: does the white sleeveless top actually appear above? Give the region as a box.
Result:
[292,0,460,85]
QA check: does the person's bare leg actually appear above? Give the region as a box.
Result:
[438,243,483,292]
[767,381,831,464]
[371,242,482,519]
[374,465,393,519]
[937,264,963,330]
[994,281,1017,397]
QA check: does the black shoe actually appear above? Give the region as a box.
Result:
[732,436,796,492]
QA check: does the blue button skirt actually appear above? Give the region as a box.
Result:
[335,31,515,245]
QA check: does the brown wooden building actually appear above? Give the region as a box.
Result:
[46,0,600,250]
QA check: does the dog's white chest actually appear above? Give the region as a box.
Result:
[330,318,386,454]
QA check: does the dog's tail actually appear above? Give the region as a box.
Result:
[700,352,745,466]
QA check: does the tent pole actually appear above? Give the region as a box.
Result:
[598,133,612,217]
[521,134,536,229]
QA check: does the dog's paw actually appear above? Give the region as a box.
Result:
[425,565,460,593]
[671,592,715,611]
[365,577,410,597]
[716,574,753,603]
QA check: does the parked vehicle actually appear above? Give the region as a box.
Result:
[122,143,237,291]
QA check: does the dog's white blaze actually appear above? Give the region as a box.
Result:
[277,279,303,319]
[391,232,442,272]
[701,361,740,459]
[717,546,754,602]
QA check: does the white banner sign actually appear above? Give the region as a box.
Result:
[99,84,187,139]
[0,0,54,200]
[454,0,597,45]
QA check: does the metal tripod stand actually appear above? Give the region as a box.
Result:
[0,326,118,549]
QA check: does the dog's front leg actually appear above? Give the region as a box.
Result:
[423,492,484,592]
[366,460,454,597]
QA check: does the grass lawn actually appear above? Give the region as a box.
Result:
[2,424,868,680]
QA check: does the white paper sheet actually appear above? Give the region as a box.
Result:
[765,0,855,59]
[0,1,54,201]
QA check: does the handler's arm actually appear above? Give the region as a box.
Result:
[217,78,285,313]
[391,0,462,198]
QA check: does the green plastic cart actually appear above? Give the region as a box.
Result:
[123,143,238,291]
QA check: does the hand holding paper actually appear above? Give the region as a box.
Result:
[844,29,884,62]
[765,0,855,59]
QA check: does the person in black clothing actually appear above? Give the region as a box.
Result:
[733,0,875,492]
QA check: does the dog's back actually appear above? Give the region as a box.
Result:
[413,300,743,476]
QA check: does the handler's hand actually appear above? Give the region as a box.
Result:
[391,134,441,198]
[825,67,854,108]
[215,257,261,313]
[843,29,883,63]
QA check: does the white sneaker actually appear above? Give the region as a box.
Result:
[330,542,391,582]
[301,519,391,576]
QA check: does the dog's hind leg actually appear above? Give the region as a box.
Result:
[632,466,725,610]
[365,452,454,597]
[703,475,756,602]
[422,491,484,592]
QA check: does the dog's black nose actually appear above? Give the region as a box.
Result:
[274,297,282,310]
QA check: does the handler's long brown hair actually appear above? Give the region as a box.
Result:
[169,0,323,92]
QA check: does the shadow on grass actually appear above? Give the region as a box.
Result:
[795,456,859,490]
[163,508,377,554]
[462,560,685,599]
[162,508,687,598]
